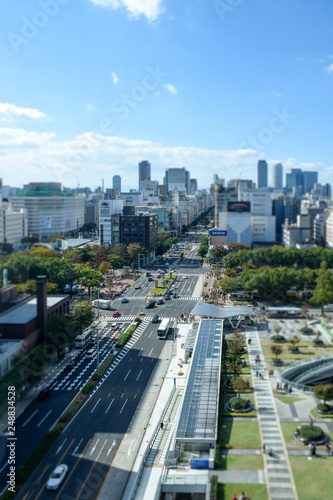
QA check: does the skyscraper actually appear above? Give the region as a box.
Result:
[286,168,303,193]
[112,175,121,193]
[138,161,151,187]
[257,160,268,189]
[302,171,318,194]
[165,167,190,194]
[272,163,283,189]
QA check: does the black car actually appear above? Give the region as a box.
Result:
[156,299,164,305]
[165,295,171,300]
[146,272,151,276]
[38,387,51,400]
[148,277,153,282]
[66,359,78,370]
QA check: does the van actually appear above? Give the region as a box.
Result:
[324,304,333,312]
[86,348,97,359]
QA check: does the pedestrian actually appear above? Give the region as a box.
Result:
[312,444,316,456]
[276,382,280,390]
[308,443,313,456]
[232,495,237,500]
[239,493,246,500]
[262,443,266,454]
[268,446,273,456]
[256,371,259,378]
[160,422,164,430]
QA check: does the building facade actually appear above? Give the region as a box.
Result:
[257,160,268,189]
[138,161,151,187]
[165,167,190,194]
[112,175,121,193]
[273,163,283,189]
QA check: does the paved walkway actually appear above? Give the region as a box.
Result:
[248,329,298,500]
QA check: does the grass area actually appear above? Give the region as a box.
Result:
[116,323,137,347]
[261,346,333,361]
[217,454,264,470]
[221,395,256,417]
[310,408,333,419]
[218,421,261,448]
[260,339,331,348]
[217,483,268,500]
[150,287,166,295]
[290,456,333,500]
[276,396,305,404]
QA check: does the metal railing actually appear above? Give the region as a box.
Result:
[279,354,333,392]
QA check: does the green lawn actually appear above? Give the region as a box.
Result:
[218,421,261,448]
[276,396,304,404]
[290,456,333,500]
[280,422,304,448]
[217,483,268,500]
[217,454,264,470]
[221,396,256,417]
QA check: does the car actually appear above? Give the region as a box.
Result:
[173,293,177,298]
[110,323,118,328]
[165,295,171,300]
[183,275,188,279]
[46,464,68,490]
[148,277,153,282]
[139,311,145,315]
[121,297,129,303]
[38,387,51,401]
[113,311,120,317]
[152,314,159,323]
[135,285,141,289]
[156,299,164,305]
[156,274,161,279]
[146,272,151,276]
[66,359,77,370]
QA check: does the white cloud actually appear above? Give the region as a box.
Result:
[89,0,164,21]
[0,103,51,122]
[111,72,119,84]
[326,64,333,74]
[0,129,329,189]
[163,83,178,95]
[257,91,282,99]
[86,104,96,111]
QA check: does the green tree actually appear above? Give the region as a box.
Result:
[227,331,246,356]
[75,264,103,294]
[106,277,113,293]
[310,261,333,314]
[233,377,249,398]
[271,344,283,362]
[314,384,333,404]
[108,254,125,270]
[224,267,236,278]
[219,277,239,293]
[210,245,227,261]
[123,266,130,277]
[72,301,94,333]
[127,243,148,263]
[227,358,244,380]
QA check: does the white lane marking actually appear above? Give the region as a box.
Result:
[136,370,142,381]
[138,348,143,356]
[124,369,131,381]
[105,398,115,414]
[55,438,68,456]
[119,399,128,414]
[74,438,83,454]
[127,440,134,456]
[148,348,154,356]
[37,409,52,428]
[90,438,100,455]
[0,462,8,473]
[107,440,116,456]
[22,409,38,427]
[91,398,101,413]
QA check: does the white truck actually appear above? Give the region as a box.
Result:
[92,299,111,309]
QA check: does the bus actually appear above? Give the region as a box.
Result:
[157,318,171,340]
[74,328,93,348]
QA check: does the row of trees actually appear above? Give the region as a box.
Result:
[197,236,209,257]
[222,245,333,270]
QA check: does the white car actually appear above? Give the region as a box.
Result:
[46,464,68,490]
[110,323,118,328]
[182,276,188,279]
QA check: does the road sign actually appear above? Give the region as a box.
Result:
[210,230,227,236]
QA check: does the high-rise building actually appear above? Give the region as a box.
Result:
[190,179,198,194]
[273,163,283,189]
[302,171,318,194]
[286,168,303,194]
[165,167,190,194]
[112,175,121,193]
[138,161,151,187]
[257,160,268,189]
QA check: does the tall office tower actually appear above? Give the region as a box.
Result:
[257,160,268,189]
[303,171,318,194]
[165,167,190,194]
[286,168,303,194]
[138,161,151,187]
[190,178,198,194]
[112,175,121,193]
[273,163,283,189]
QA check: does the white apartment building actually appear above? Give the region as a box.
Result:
[325,210,333,249]
[238,187,272,215]
[99,199,124,247]
[115,192,143,206]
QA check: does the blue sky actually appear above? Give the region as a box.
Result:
[1,0,333,191]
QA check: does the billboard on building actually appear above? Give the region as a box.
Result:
[43,216,52,229]
[210,230,227,236]
[228,201,251,213]
[100,201,111,216]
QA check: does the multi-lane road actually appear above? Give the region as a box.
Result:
[2,263,207,499]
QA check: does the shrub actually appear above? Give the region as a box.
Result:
[82,382,94,395]
[91,373,100,381]
[230,397,249,410]
[134,317,141,322]
[271,334,286,342]
[289,346,299,352]
[299,425,323,441]
[300,327,313,334]
[313,338,323,345]
[317,403,331,413]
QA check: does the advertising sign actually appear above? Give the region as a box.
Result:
[210,230,227,236]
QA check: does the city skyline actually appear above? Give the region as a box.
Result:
[1,1,333,190]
